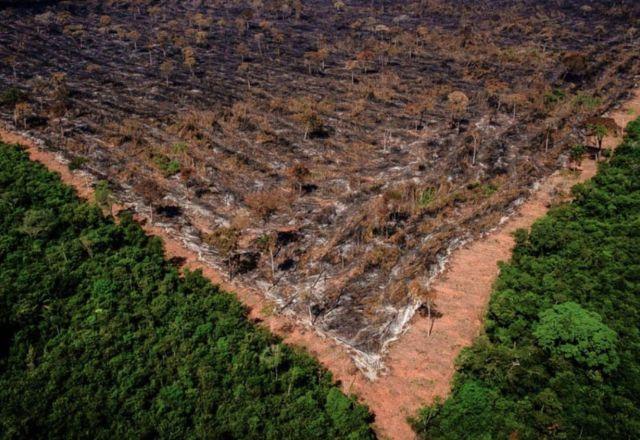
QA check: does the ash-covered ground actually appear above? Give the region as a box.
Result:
[1,0,639,373]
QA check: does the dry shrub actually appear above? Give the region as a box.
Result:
[184,28,197,40]
[408,278,428,299]
[256,113,274,133]
[85,63,101,73]
[107,118,145,147]
[287,96,334,116]
[348,98,368,118]
[255,131,276,144]
[64,138,93,157]
[364,245,399,271]
[46,72,69,116]
[231,101,249,120]
[447,90,470,115]
[225,101,255,131]
[417,217,437,235]
[230,210,252,230]
[385,283,409,305]
[297,111,324,139]
[268,97,287,113]
[195,30,208,46]
[55,11,71,24]
[179,166,194,182]
[63,24,85,38]
[13,102,33,128]
[245,189,291,219]
[354,81,377,101]
[286,96,311,115]
[369,73,399,102]
[361,196,388,235]
[133,179,165,204]
[192,12,212,29]
[383,187,404,203]
[317,99,335,114]
[98,15,111,27]
[170,109,217,139]
[204,226,239,256]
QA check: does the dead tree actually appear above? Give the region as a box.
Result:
[257,232,277,283]
[160,59,175,85]
[409,278,439,335]
[447,90,469,132]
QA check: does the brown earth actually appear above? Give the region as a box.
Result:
[3,88,639,439]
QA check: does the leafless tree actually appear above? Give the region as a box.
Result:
[160,59,175,85]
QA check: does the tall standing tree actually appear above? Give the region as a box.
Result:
[534,302,619,373]
[586,116,619,158]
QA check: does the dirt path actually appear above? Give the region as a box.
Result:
[2,89,639,440]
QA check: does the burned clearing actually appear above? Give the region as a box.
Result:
[1,0,639,374]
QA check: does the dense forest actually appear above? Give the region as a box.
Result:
[412,119,640,438]
[0,143,374,439]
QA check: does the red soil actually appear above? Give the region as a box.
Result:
[2,89,639,440]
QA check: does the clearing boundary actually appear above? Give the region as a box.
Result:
[1,88,639,440]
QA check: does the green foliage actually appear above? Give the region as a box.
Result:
[480,182,498,196]
[0,87,26,106]
[68,155,88,170]
[153,154,181,177]
[414,118,640,439]
[19,208,54,238]
[93,179,113,213]
[171,142,189,156]
[410,382,524,440]
[589,123,609,140]
[544,88,566,106]
[0,144,374,439]
[575,93,602,110]
[418,187,436,208]
[467,181,498,197]
[570,144,586,162]
[534,302,619,373]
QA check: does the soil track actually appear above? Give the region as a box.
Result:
[2,89,640,440]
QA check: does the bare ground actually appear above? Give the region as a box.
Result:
[3,88,639,439]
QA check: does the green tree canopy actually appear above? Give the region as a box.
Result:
[534,302,619,373]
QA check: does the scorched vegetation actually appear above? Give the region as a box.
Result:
[1,0,639,372]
